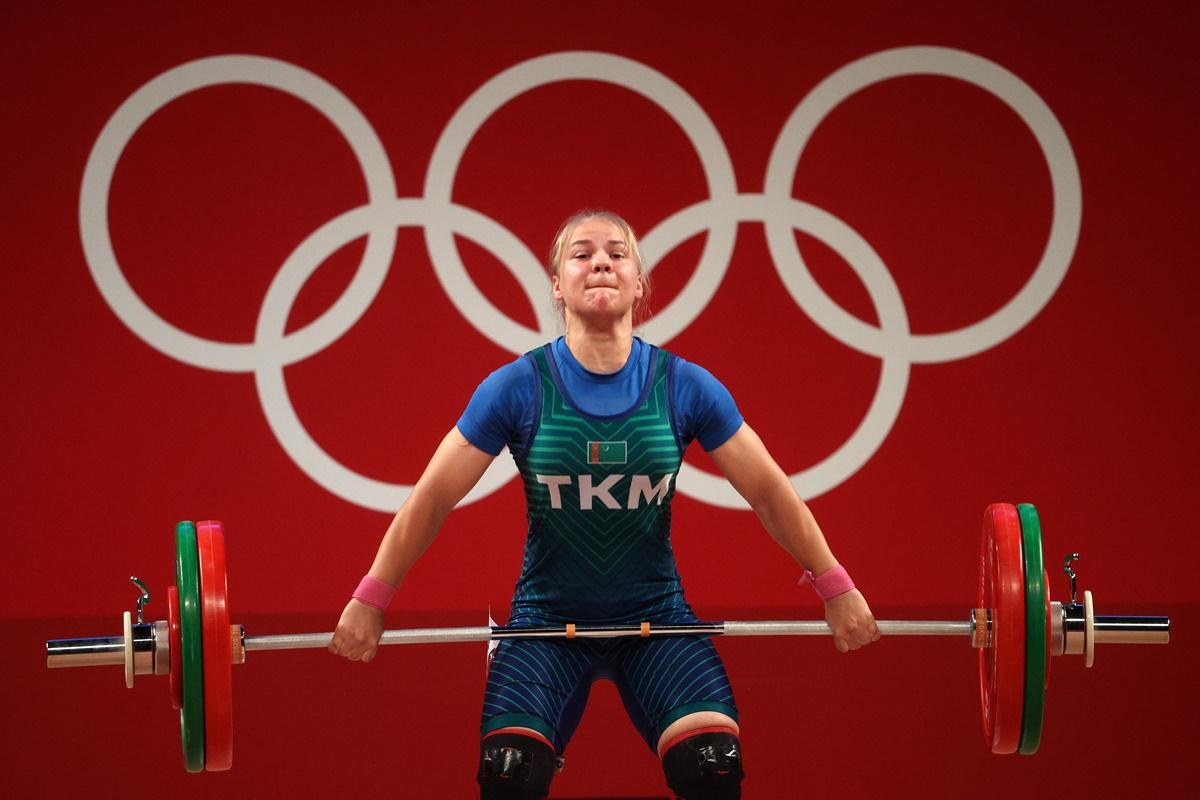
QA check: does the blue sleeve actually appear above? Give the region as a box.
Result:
[669,356,744,452]
[455,357,537,457]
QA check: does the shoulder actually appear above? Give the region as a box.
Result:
[479,353,538,392]
[463,354,539,422]
[457,354,540,456]
[664,350,743,451]
[666,351,728,395]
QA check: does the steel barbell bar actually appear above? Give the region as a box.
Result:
[42,504,1174,771]
[45,612,1168,664]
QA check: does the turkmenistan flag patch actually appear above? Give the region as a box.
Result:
[587,441,627,464]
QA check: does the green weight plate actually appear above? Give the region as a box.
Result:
[1017,503,1047,755]
[176,521,205,772]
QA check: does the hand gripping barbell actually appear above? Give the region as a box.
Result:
[45,504,1171,772]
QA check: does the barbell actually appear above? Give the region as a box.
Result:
[45,503,1171,772]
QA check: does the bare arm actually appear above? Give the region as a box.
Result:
[330,426,495,661]
[365,426,496,585]
[708,422,838,576]
[709,422,879,652]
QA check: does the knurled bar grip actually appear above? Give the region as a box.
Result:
[243,619,976,653]
[723,620,973,636]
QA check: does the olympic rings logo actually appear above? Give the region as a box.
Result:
[79,48,1081,512]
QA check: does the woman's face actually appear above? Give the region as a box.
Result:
[552,217,644,323]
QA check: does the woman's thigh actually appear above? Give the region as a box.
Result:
[480,637,595,751]
[612,635,738,750]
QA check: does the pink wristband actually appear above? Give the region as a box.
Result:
[799,565,855,601]
[352,575,398,610]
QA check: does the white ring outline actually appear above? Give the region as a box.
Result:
[671,194,910,508]
[253,200,542,511]
[79,54,398,372]
[422,51,740,352]
[764,46,1082,363]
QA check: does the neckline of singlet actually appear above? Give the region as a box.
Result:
[543,336,659,422]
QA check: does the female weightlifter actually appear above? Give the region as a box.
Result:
[329,210,881,799]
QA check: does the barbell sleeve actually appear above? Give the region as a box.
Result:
[1090,615,1170,644]
[46,635,127,668]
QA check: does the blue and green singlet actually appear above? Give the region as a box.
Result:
[456,336,744,752]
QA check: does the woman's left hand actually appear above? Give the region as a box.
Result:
[824,589,881,653]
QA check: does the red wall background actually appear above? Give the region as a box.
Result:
[4,2,1196,797]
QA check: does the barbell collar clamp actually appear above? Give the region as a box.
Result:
[130,576,151,624]
[153,620,170,676]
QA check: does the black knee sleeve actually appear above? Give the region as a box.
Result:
[661,729,745,800]
[477,731,557,800]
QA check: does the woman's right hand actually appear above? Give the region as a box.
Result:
[823,588,881,653]
[329,599,385,662]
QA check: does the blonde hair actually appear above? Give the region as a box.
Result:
[547,209,653,325]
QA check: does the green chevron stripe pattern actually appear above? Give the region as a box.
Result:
[512,345,687,622]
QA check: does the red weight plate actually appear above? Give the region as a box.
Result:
[978,503,1025,754]
[168,585,182,711]
[197,520,233,771]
